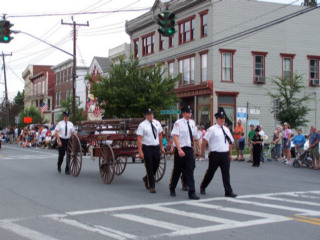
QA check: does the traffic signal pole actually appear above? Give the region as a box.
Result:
[1,52,12,126]
[61,18,89,123]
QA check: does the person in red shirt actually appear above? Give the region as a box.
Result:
[233,120,244,161]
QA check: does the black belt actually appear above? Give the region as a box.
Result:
[211,151,229,154]
[143,144,159,149]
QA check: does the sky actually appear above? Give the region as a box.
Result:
[0,0,306,101]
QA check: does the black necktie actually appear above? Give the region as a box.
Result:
[65,122,67,136]
[221,126,231,144]
[150,121,157,139]
[187,121,193,145]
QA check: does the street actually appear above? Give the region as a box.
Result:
[0,144,319,240]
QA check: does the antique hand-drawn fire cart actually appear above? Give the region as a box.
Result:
[66,118,166,184]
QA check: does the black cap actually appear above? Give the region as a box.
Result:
[63,111,70,116]
[214,111,226,119]
[144,108,153,115]
[255,127,260,132]
[181,105,192,113]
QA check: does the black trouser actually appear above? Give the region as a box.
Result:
[200,151,233,194]
[143,145,160,189]
[253,145,262,166]
[169,147,195,194]
[58,138,70,172]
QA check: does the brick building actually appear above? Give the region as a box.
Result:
[125,0,320,136]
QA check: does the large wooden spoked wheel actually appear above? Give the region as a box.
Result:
[99,144,115,184]
[155,153,166,182]
[115,155,127,175]
[67,135,82,176]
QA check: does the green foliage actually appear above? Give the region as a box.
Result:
[267,73,311,130]
[88,56,180,119]
[56,97,87,122]
[19,105,43,128]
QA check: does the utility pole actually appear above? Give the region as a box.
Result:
[61,17,89,123]
[1,52,12,126]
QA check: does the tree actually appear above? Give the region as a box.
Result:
[267,73,311,130]
[56,97,87,122]
[19,105,43,128]
[88,56,180,118]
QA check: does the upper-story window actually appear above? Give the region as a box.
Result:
[178,16,195,45]
[55,74,58,85]
[159,34,164,51]
[308,55,320,86]
[199,10,208,38]
[252,51,268,84]
[59,72,62,84]
[280,53,295,82]
[168,36,174,48]
[133,38,139,58]
[199,50,208,82]
[178,54,195,86]
[142,32,155,56]
[168,60,174,77]
[70,68,73,81]
[63,71,65,83]
[220,49,236,82]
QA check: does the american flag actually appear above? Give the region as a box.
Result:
[87,97,94,110]
[93,105,103,117]
[41,102,48,117]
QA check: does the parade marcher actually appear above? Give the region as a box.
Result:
[55,111,75,174]
[137,108,165,193]
[247,124,255,162]
[169,105,200,200]
[199,111,237,198]
[251,127,263,167]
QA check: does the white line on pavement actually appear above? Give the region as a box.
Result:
[144,205,238,224]
[0,221,59,240]
[253,195,320,207]
[113,213,190,231]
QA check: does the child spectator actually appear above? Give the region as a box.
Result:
[238,132,245,161]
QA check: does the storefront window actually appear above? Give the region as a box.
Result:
[198,96,210,129]
[218,95,235,130]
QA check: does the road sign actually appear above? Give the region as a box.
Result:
[237,107,247,122]
[15,116,19,124]
[168,106,175,110]
[160,110,181,115]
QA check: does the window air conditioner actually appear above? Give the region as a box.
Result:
[255,76,265,83]
[310,79,319,86]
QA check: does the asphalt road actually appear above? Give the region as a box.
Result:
[0,144,319,240]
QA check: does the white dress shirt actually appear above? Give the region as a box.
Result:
[171,118,199,148]
[136,119,163,146]
[55,120,75,139]
[204,124,234,152]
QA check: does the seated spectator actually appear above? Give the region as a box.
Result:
[43,132,52,149]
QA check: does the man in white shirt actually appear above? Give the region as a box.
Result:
[169,105,200,200]
[199,111,237,198]
[258,125,265,163]
[137,108,165,193]
[55,111,75,174]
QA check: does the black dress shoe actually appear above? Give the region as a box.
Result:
[65,170,70,175]
[182,185,188,191]
[170,190,176,197]
[142,177,149,190]
[189,193,200,200]
[150,188,156,193]
[225,192,237,198]
[57,165,61,173]
[200,188,206,195]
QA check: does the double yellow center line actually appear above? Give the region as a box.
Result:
[287,215,320,226]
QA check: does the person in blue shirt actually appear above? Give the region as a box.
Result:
[292,129,306,155]
[238,132,245,161]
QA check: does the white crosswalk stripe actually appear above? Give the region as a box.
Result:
[0,190,320,239]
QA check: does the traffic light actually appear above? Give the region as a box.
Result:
[0,20,14,43]
[158,11,177,37]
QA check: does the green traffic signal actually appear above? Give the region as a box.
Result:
[157,11,176,37]
[0,20,14,43]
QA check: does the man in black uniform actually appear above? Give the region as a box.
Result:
[199,111,237,197]
[169,105,200,200]
[55,111,75,174]
[251,127,263,167]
